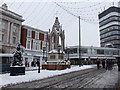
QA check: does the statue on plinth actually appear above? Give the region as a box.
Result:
[10,44,25,76]
[12,44,23,66]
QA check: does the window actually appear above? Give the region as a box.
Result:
[13,24,18,33]
[81,48,87,54]
[33,41,36,50]
[2,20,8,30]
[27,30,31,37]
[35,32,39,39]
[113,50,119,55]
[12,37,16,44]
[25,58,28,61]
[27,40,31,49]
[44,34,48,41]
[2,34,4,42]
[33,40,40,50]
[36,42,37,50]
[97,49,104,54]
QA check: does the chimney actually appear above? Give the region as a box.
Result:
[2,3,8,9]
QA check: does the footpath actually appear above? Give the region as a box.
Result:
[87,65,120,89]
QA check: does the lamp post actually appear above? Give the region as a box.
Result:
[43,47,46,61]
[79,16,82,66]
[38,61,40,73]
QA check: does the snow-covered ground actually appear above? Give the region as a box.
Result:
[0,65,96,88]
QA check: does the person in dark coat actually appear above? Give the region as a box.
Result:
[117,60,120,71]
[31,61,35,67]
[36,60,40,67]
[96,60,100,69]
[102,60,105,68]
[106,60,112,70]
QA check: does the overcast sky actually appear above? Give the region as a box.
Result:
[1,0,120,47]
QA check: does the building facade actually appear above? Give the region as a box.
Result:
[0,4,24,53]
[99,6,120,48]
[65,46,120,65]
[21,25,48,66]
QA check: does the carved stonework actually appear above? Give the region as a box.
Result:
[48,17,65,51]
[42,17,70,70]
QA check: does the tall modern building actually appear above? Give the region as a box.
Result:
[99,5,120,48]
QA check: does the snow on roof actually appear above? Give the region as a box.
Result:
[48,49,65,54]
[48,49,58,53]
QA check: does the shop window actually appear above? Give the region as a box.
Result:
[97,49,104,54]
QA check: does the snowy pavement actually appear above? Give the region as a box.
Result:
[0,65,96,88]
[86,66,119,88]
[91,66,119,88]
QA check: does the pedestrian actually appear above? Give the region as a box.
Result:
[31,61,34,67]
[96,60,100,69]
[102,60,105,68]
[109,60,113,70]
[106,60,112,70]
[25,60,28,67]
[117,60,120,71]
[28,62,29,67]
[36,60,40,67]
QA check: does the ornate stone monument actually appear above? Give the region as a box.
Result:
[10,44,25,76]
[42,17,70,70]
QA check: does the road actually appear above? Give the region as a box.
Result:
[2,67,119,89]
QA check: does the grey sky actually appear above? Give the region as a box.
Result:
[1,0,120,47]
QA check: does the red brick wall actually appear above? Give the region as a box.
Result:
[39,33,44,41]
[32,31,35,39]
[21,28,27,48]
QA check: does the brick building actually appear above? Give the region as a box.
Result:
[21,25,49,66]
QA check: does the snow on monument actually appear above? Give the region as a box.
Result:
[42,17,70,70]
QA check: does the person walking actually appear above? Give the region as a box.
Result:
[36,60,40,67]
[96,60,100,69]
[102,60,105,68]
[117,60,120,71]
[106,59,112,70]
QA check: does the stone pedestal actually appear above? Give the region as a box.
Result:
[42,49,70,70]
[42,64,70,70]
[10,66,25,76]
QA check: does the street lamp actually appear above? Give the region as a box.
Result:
[78,16,82,66]
[38,60,40,73]
[43,47,46,61]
